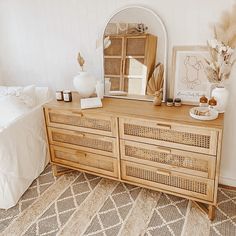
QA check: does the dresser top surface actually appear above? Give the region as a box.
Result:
[44,93,224,129]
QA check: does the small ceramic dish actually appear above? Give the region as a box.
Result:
[189,107,219,120]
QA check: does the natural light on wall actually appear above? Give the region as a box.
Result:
[127,57,147,95]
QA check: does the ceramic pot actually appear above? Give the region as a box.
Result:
[73,72,96,98]
[211,86,229,113]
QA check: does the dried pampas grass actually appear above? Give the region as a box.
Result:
[214,4,236,48]
[77,53,85,71]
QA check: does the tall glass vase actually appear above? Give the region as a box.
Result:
[211,86,229,113]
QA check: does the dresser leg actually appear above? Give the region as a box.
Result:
[52,164,73,177]
[52,164,59,177]
[192,201,216,220]
[208,205,215,221]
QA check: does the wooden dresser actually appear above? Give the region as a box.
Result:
[43,94,224,220]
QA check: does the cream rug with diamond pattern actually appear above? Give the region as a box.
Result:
[0,165,236,236]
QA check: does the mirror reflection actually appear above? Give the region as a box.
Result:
[103,7,167,101]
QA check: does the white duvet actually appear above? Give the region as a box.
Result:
[0,87,50,209]
[0,96,31,131]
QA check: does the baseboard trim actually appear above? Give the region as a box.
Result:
[219,184,236,191]
[219,176,236,188]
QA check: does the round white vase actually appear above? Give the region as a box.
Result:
[73,72,97,98]
[211,86,229,113]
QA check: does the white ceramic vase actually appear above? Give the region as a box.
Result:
[211,86,229,113]
[73,72,97,98]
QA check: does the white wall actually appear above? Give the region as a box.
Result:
[0,0,236,186]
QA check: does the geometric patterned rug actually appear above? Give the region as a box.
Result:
[0,165,236,236]
[143,194,189,236]
[210,189,236,236]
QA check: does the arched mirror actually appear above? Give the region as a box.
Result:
[102,6,168,101]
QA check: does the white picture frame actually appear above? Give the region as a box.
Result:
[172,46,211,105]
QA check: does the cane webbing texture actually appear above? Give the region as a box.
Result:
[54,150,114,172]
[126,165,207,195]
[51,132,113,153]
[124,145,209,173]
[49,113,111,132]
[124,124,210,149]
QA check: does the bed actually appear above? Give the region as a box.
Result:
[0,86,50,209]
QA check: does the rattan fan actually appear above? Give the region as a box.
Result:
[146,63,164,95]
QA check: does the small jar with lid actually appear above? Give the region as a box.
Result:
[174,98,182,107]
[63,90,72,102]
[166,98,173,107]
[199,95,208,107]
[208,97,217,109]
[56,91,63,101]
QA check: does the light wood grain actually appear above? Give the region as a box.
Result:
[45,107,117,137]
[48,127,118,158]
[43,95,224,129]
[43,96,223,220]
[51,145,118,178]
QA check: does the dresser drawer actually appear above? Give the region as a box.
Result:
[121,160,214,202]
[48,127,118,158]
[44,108,117,137]
[50,145,118,178]
[119,117,218,155]
[120,140,216,179]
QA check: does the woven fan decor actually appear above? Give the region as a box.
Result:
[146,63,164,95]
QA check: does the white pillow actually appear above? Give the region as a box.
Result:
[0,85,36,107]
[35,87,51,105]
[0,96,31,129]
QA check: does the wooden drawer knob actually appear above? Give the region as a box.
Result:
[156,123,171,129]
[71,111,83,116]
[73,131,85,137]
[156,169,171,176]
[156,147,172,154]
[76,150,87,158]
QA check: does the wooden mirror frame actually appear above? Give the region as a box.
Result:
[101,5,168,101]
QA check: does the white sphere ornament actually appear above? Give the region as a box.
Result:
[73,71,97,98]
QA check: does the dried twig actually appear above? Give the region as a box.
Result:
[77,53,85,71]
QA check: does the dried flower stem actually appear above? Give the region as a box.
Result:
[77,53,85,71]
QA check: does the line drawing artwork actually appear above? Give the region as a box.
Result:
[173,47,210,103]
[182,55,204,89]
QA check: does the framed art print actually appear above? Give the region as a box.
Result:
[172,46,211,104]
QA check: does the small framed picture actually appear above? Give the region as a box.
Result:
[172,46,211,104]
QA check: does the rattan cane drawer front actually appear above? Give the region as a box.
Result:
[48,127,118,158]
[120,140,216,179]
[50,145,118,178]
[45,108,117,137]
[119,117,218,155]
[121,161,214,202]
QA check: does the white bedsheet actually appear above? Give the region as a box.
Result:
[0,89,50,209]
